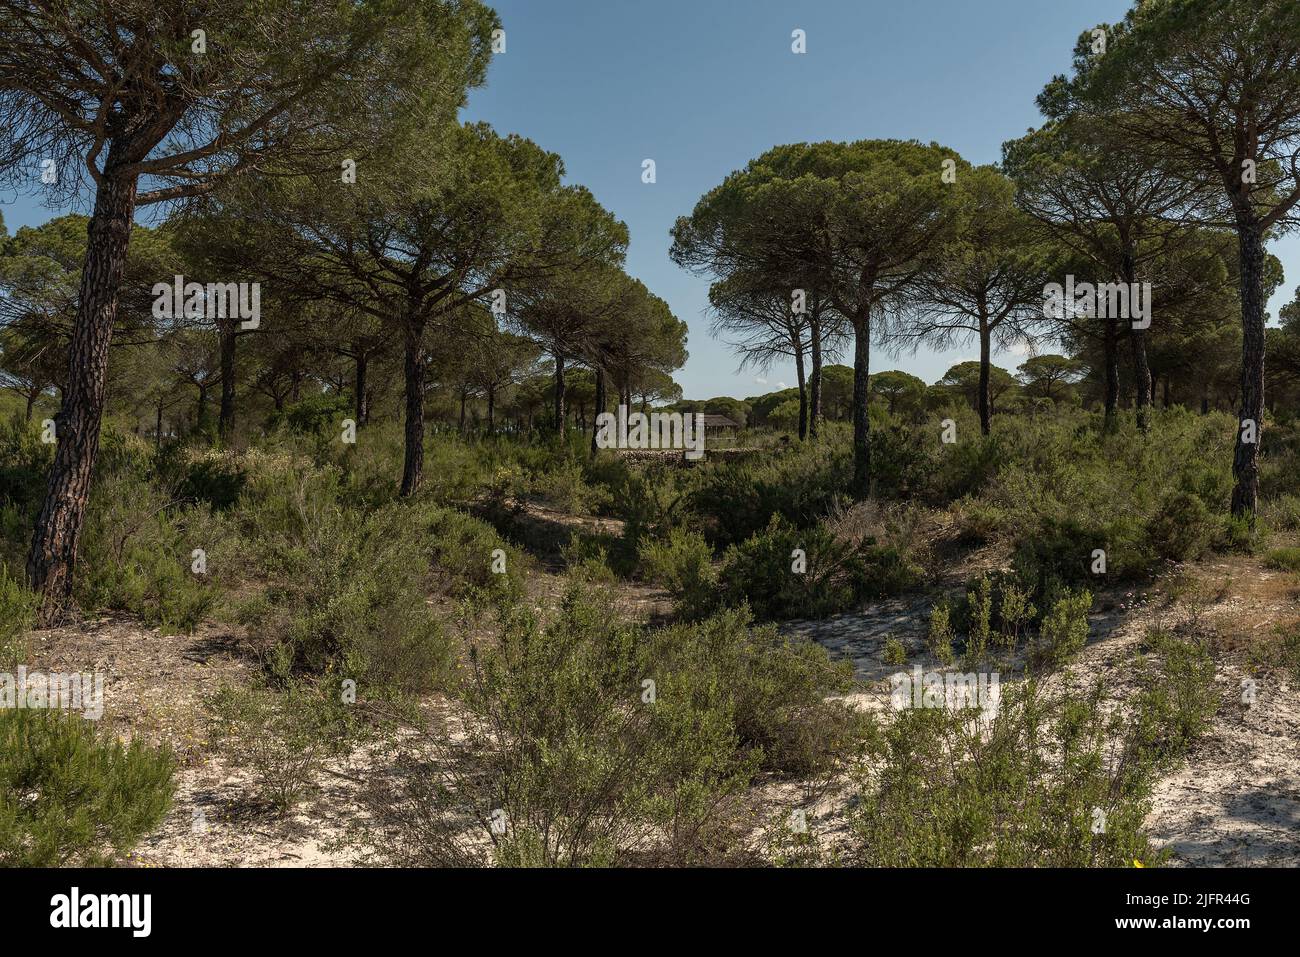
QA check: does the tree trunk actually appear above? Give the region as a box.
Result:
[809,311,823,439]
[155,398,164,451]
[400,320,426,497]
[1103,314,1119,429]
[458,388,467,433]
[487,385,496,435]
[590,366,605,456]
[553,351,566,434]
[850,311,871,498]
[793,331,808,441]
[1123,254,1152,431]
[977,325,992,436]
[1232,218,1267,519]
[24,391,36,423]
[217,320,237,442]
[355,354,369,426]
[27,170,138,624]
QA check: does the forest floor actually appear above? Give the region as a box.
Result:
[21,516,1300,868]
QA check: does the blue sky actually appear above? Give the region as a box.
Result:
[460,0,1299,399]
[3,0,1296,401]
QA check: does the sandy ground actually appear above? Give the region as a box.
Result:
[780,552,1300,867]
[18,542,1299,868]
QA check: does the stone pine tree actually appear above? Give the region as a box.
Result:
[1066,0,1300,515]
[673,140,964,494]
[900,165,1052,435]
[225,122,627,495]
[0,0,499,623]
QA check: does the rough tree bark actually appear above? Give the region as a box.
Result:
[217,319,238,442]
[793,331,808,441]
[590,366,605,456]
[1231,218,1267,518]
[850,308,872,498]
[977,325,992,436]
[1103,313,1120,429]
[354,353,369,426]
[400,319,426,497]
[808,311,823,439]
[553,351,566,433]
[27,170,137,625]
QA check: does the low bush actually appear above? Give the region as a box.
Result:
[0,709,174,866]
[1263,546,1300,572]
[1029,589,1093,670]
[207,681,359,815]
[637,527,718,619]
[353,589,860,866]
[244,502,458,693]
[847,678,1162,867]
[719,514,919,622]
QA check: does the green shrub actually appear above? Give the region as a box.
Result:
[1031,589,1093,670]
[207,681,358,815]
[848,678,1162,867]
[638,527,718,619]
[246,502,458,693]
[169,455,247,512]
[690,442,848,548]
[1263,547,1300,572]
[354,589,859,866]
[926,603,955,666]
[1145,491,1214,563]
[1128,631,1219,768]
[0,566,35,665]
[882,636,907,666]
[719,514,918,622]
[531,460,612,516]
[76,476,219,634]
[424,504,526,601]
[0,709,173,866]
[0,418,51,516]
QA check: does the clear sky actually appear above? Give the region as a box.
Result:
[460,0,1300,400]
[2,0,1296,402]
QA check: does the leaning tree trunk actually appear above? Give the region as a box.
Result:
[217,319,238,442]
[1232,217,1267,519]
[27,171,138,625]
[553,351,566,434]
[850,310,872,498]
[977,325,992,436]
[793,332,808,441]
[590,366,606,457]
[400,319,427,497]
[809,312,823,439]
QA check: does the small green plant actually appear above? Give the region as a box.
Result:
[638,526,718,619]
[1263,547,1300,572]
[963,577,994,668]
[1031,589,1093,670]
[0,565,35,665]
[882,636,907,666]
[0,709,174,866]
[1128,631,1219,768]
[927,603,955,666]
[207,681,357,815]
